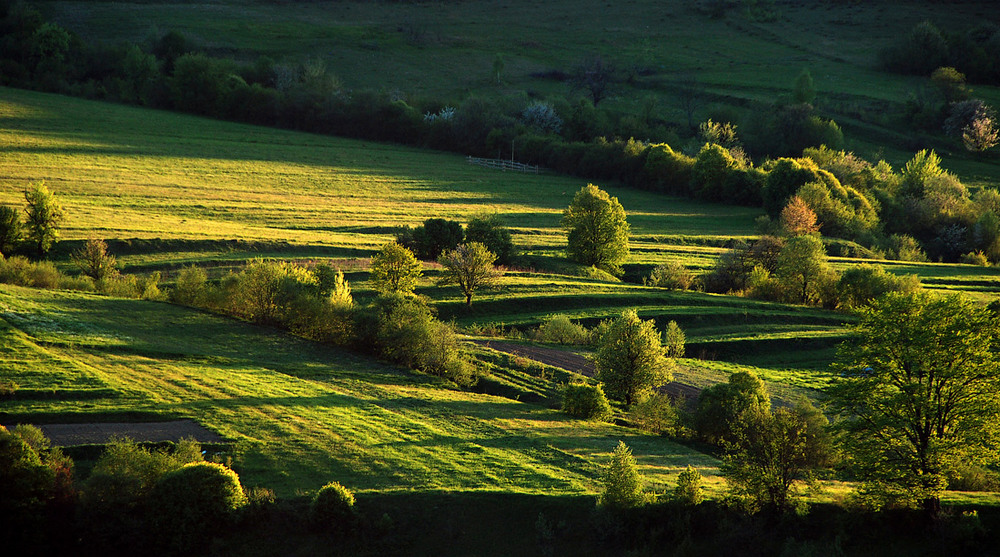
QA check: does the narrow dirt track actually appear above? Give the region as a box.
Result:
[2,420,226,447]
[472,339,702,404]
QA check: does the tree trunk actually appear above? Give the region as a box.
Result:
[465,293,472,306]
[922,496,941,519]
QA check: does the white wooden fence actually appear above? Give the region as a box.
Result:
[466,156,540,174]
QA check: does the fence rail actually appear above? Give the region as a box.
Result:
[466,156,540,174]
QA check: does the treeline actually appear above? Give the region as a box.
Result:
[880,20,1000,85]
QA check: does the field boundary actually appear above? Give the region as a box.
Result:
[467,156,541,173]
[2,420,227,446]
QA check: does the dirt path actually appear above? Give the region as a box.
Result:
[3,420,227,446]
[472,340,702,404]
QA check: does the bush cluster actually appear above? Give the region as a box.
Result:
[562,383,613,421]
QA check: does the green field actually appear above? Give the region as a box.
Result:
[0,284,723,498]
[36,0,1000,183]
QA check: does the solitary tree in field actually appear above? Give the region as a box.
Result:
[598,441,646,509]
[792,68,816,105]
[828,292,1000,517]
[562,184,630,275]
[571,54,616,106]
[437,242,503,306]
[595,310,671,406]
[23,182,63,256]
[71,238,119,281]
[370,242,422,296]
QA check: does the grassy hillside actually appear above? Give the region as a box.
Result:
[0,284,722,497]
[38,0,1000,182]
[0,86,758,270]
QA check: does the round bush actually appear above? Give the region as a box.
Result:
[311,481,358,533]
[562,383,613,421]
[150,462,247,551]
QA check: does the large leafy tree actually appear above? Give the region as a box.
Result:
[437,242,502,306]
[562,184,630,275]
[828,292,1000,516]
[776,234,830,304]
[597,441,646,509]
[595,309,671,406]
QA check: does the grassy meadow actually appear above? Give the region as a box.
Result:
[37,0,1000,182]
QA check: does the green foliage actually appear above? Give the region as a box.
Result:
[83,438,204,514]
[597,441,646,509]
[402,218,465,260]
[595,309,672,406]
[775,234,832,305]
[534,314,589,345]
[71,238,119,281]
[900,149,945,197]
[721,401,832,514]
[562,383,613,421]
[645,261,693,291]
[629,393,683,436]
[641,143,695,194]
[170,265,208,306]
[372,294,474,385]
[229,259,317,324]
[311,481,358,533]
[150,462,248,553]
[22,182,63,255]
[694,371,770,446]
[562,184,630,275]
[0,205,22,255]
[0,425,56,517]
[370,241,422,296]
[465,213,516,266]
[829,292,1000,514]
[836,264,921,310]
[663,320,685,358]
[792,68,816,105]
[674,465,703,505]
[690,143,739,202]
[437,242,502,306]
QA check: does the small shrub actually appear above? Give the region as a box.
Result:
[534,314,588,344]
[961,251,990,266]
[629,393,683,435]
[71,238,119,281]
[0,256,38,286]
[645,262,693,290]
[27,260,60,289]
[562,383,613,421]
[674,465,704,505]
[663,320,685,358]
[170,265,208,306]
[311,481,358,533]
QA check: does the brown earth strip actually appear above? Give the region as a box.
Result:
[472,339,702,405]
[3,419,226,446]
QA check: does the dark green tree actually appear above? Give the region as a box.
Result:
[828,292,1000,516]
[465,213,515,265]
[0,205,22,255]
[23,182,63,256]
[562,184,630,275]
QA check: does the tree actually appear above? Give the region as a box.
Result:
[776,234,831,304]
[465,213,516,265]
[562,184,630,275]
[597,441,646,509]
[0,205,22,255]
[828,293,1000,516]
[779,196,820,236]
[674,465,703,505]
[694,371,770,445]
[406,218,464,260]
[571,54,616,106]
[720,401,833,514]
[71,238,119,281]
[595,310,672,406]
[370,242,422,296]
[437,242,503,306]
[792,68,816,105]
[963,113,999,153]
[23,182,63,256]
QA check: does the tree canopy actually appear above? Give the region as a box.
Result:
[594,309,671,406]
[562,184,630,275]
[23,182,63,255]
[370,241,422,296]
[828,292,1000,515]
[437,242,502,306]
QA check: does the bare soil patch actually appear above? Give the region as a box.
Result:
[4,419,226,446]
